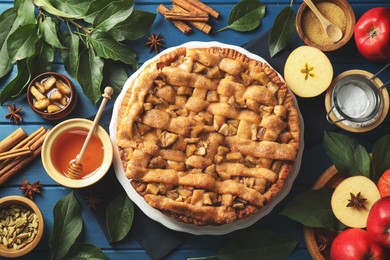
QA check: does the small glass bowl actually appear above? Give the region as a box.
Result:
[27,72,77,121]
[0,196,44,258]
[42,118,113,188]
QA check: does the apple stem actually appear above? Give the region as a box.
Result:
[369,28,378,39]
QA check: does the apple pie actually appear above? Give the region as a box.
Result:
[116,47,300,225]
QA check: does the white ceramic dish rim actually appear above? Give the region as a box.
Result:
[109,41,305,235]
[42,118,113,188]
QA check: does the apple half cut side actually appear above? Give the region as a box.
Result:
[284,46,333,98]
[331,176,381,228]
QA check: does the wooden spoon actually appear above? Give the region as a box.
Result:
[66,86,113,179]
[304,0,343,43]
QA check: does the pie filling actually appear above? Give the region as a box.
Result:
[116,47,300,225]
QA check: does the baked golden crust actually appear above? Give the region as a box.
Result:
[116,47,300,225]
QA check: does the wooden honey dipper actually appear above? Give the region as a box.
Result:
[66,86,113,179]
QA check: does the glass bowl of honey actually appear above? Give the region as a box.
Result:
[41,118,113,188]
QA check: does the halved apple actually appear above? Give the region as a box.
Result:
[284,46,333,98]
[331,176,381,228]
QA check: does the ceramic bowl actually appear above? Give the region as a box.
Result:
[296,0,355,51]
[42,118,113,188]
[0,196,44,258]
[27,72,77,120]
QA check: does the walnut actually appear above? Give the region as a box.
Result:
[218,123,237,136]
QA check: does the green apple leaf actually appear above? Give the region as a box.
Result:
[51,0,91,17]
[372,135,390,182]
[0,8,17,78]
[103,61,129,98]
[62,243,107,260]
[109,10,156,41]
[33,0,80,18]
[7,24,39,63]
[216,0,266,33]
[83,0,108,24]
[280,187,339,230]
[15,0,36,26]
[89,32,137,69]
[77,47,104,105]
[93,0,134,32]
[61,33,80,79]
[269,7,296,57]
[39,17,64,48]
[106,195,134,243]
[48,192,82,260]
[323,131,371,178]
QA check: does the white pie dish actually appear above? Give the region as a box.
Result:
[109,41,304,235]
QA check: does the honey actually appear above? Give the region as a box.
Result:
[51,129,104,178]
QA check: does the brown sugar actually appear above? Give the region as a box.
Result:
[302,1,347,47]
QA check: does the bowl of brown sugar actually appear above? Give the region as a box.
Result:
[296,0,356,52]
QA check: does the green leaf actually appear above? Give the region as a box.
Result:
[51,0,92,17]
[103,61,129,98]
[106,195,134,243]
[109,10,156,41]
[39,17,64,48]
[0,58,32,104]
[0,8,17,78]
[93,0,134,32]
[280,187,339,230]
[217,0,266,32]
[61,33,80,79]
[84,0,108,24]
[15,0,36,26]
[372,135,390,182]
[89,33,137,69]
[323,131,371,177]
[49,192,83,260]
[269,7,296,57]
[216,229,297,260]
[77,47,104,104]
[63,243,107,260]
[7,24,39,63]
[33,0,80,18]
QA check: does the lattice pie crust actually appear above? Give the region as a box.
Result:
[116,47,300,225]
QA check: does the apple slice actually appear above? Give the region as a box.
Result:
[284,46,333,98]
[331,176,380,228]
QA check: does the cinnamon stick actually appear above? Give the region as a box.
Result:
[190,0,220,19]
[0,128,27,153]
[0,127,46,170]
[0,130,48,185]
[0,148,32,161]
[172,5,212,34]
[172,0,204,14]
[158,4,192,34]
[165,11,209,22]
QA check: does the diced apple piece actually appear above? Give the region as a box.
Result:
[35,82,46,93]
[30,86,46,100]
[331,176,381,228]
[47,104,62,113]
[56,80,71,95]
[33,98,50,110]
[42,76,56,91]
[284,46,333,97]
[49,89,63,101]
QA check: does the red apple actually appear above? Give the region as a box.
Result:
[330,228,386,260]
[367,196,390,247]
[378,169,390,197]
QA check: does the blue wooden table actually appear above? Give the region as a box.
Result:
[1,1,390,259]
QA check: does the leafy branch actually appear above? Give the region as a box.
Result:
[0,0,156,105]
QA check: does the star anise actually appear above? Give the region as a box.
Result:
[5,103,23,124]
[19,178,42,200]
[346,192,367,209]
[145,33,165,53]
[84,193,102,210]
